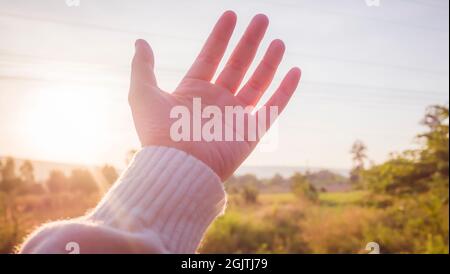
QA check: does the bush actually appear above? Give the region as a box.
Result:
[364,195,449,253]
[291,173,318,202]
[69,169,98,194]
[201,206,309,253]
[241,185,259,204]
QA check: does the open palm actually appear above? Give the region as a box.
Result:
[129,11,301,181]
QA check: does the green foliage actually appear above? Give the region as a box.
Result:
[361,105,449,253]
[364,195,449,253]
[305,170,348,187]
[350,140,368,186]
[204,105,449,254]
[291,173,318,202]
[420,105,449,192]
[201,208,308,254]
[319,191,368,206]
[241,184,259,204]
[363,105,448,198]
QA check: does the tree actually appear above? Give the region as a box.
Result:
[19,160,35,185]
[241,184,259,204]
[291,173,318,202]
[69,169,98,194]
[0,158,21,193]
[46,170,69,193]
[1,158,16,182]
[350,140,368,185]
[0,158,21,251]
[101,164,119,186]
[420,105,449,181]
[351,140,368,168]
[362,105,449,253]
[363,105,449,197]
[270,173,286,186]
[237,174,259,186]
[15,160,40,194]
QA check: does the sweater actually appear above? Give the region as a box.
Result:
[20,146,227,254]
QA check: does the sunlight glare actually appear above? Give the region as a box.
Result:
[21,86,113,165]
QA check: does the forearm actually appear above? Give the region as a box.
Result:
[20,147,227,254]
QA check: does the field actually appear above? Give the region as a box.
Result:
[198,191,383,254]
[1,106,448,254]
[0,178,448,254]
[0,188,382,254]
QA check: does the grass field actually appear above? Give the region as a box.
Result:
[259,191,369,205]
[199,190,382,254]
[1,187,447,253]
[319,191,368,206]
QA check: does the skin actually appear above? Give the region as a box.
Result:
[129,11,302,181]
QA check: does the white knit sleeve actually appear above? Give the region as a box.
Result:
[87,146,227,253]
[20,146,227,254]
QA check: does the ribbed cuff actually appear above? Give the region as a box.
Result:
[87,146,226,253]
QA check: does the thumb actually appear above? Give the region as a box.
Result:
[131,39,157,88]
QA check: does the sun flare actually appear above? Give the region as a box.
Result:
[20,86,113,165]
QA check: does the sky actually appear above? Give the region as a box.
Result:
[0,0,449,171]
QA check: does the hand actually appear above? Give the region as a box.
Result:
[129,11,301,181]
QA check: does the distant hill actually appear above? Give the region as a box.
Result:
[0,157,100,182]
[228,168,351,193]
[1,157,350,192]
[235,165,349,179]
[305,170,351,192]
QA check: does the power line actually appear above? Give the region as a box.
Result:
[256,0,449,32]
[1,11,447,77]
[0,0,448,45]
[1,34,448,78]
[289,51,449,76]
[302,80,447,97]
[0,11,200,42]
[1,61,445,100]
[399,0,450,9]
[1,74,446,115]
[1,71,446,108]
[1,53,447,98]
